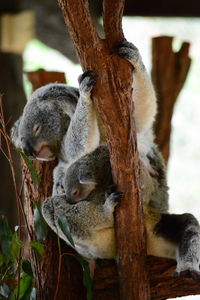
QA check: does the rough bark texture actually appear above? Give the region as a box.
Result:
[0,52,26,227]
[59,0,150,299]
[94,256,200,300]
[22,70,86,300]
[152,36,191,162]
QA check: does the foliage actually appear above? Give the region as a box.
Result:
[0,216,35,300]
[58,216,93,300]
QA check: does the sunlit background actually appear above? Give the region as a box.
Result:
[23,17,200,300]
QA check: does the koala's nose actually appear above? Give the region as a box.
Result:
[21,138,34,157]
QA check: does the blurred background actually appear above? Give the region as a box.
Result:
[0,2,200,299]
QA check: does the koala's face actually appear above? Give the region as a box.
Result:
[64,167,96,204]
[19,101,69,161]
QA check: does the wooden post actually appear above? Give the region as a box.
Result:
[58,0,150,299]
[152,36,191,162]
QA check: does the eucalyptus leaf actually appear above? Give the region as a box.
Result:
[19,273,33,300]
[19,151,41,185]
[0,217,12,264]
[22,260,33,277]
[75,254,93,300]
[30,241,45,256]
[34,203,48,241]
[11,233,22,260]
[57,216,75,248]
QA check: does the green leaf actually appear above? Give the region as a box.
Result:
[0,283,10,298]
[21,260,33,277]
[0,217,12,264]
[19,151,41,185]
[11,233,22,260]
[30,241,45,256]
[75,254,93,300]
[18,273,33,300]
[57,216,75,248]
[33,203,48,241]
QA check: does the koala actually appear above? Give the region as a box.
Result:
[63,145,112,204]
[43,139,200,277]
[42,41,200,277]
[42,190,122,260]
[11,84,79,161]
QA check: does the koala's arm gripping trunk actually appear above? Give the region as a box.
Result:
[59,0,150,299]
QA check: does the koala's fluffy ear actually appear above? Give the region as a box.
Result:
[79,170,96,185]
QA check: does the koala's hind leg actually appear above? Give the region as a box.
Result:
[115,41,157,134]
[64,71,100,162]
[154,213,200,278]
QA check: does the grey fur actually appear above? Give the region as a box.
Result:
[63,145,112,204]
[42,191,121,260]
[11,83,78,161]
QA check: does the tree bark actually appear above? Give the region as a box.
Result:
[22,70,86,300]
[0,52,26,227]
[59,1,150,299]
[94,256,200,300]
[152,36,191,162]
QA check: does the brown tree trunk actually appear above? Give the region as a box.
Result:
[152,36,191,162]
[59,0,150,299]
[0,52,26,227]
[22,70,86,300]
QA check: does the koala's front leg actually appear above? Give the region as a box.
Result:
[155,213,200,279]
[115,41,157,134]
[64,71,100,162]
[52,161,66,196]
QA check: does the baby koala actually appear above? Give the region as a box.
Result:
[63,145,112,204]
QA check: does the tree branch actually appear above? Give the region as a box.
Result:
[59,1,150,299]
[94,256,200,300]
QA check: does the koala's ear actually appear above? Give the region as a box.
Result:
[79,170,96,185]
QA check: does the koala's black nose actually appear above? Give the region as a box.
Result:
[21,138,34,157]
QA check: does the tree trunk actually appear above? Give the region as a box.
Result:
[152,36,191,162]
[59,0,150,299]
[22,70,86,300]
[0,52,26,227]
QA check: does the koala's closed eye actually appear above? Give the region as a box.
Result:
[71,189,80,197]
[33,124,42,137]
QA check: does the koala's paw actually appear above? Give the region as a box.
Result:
[172,256,200,281]
[106,192,123,207]
[172,269,200,282]
[114,40,142,67]
[55,182,65,195]
[105,184,116,198]
[78,70,98,95]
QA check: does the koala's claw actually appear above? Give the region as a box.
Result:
[78,70,99,94]
[172,269,200,281]
[114,40,140,64]
[105,184,116,197]
[78,70,96,84]
[109,192,123,204]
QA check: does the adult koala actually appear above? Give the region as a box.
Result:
[11,84,79,161]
